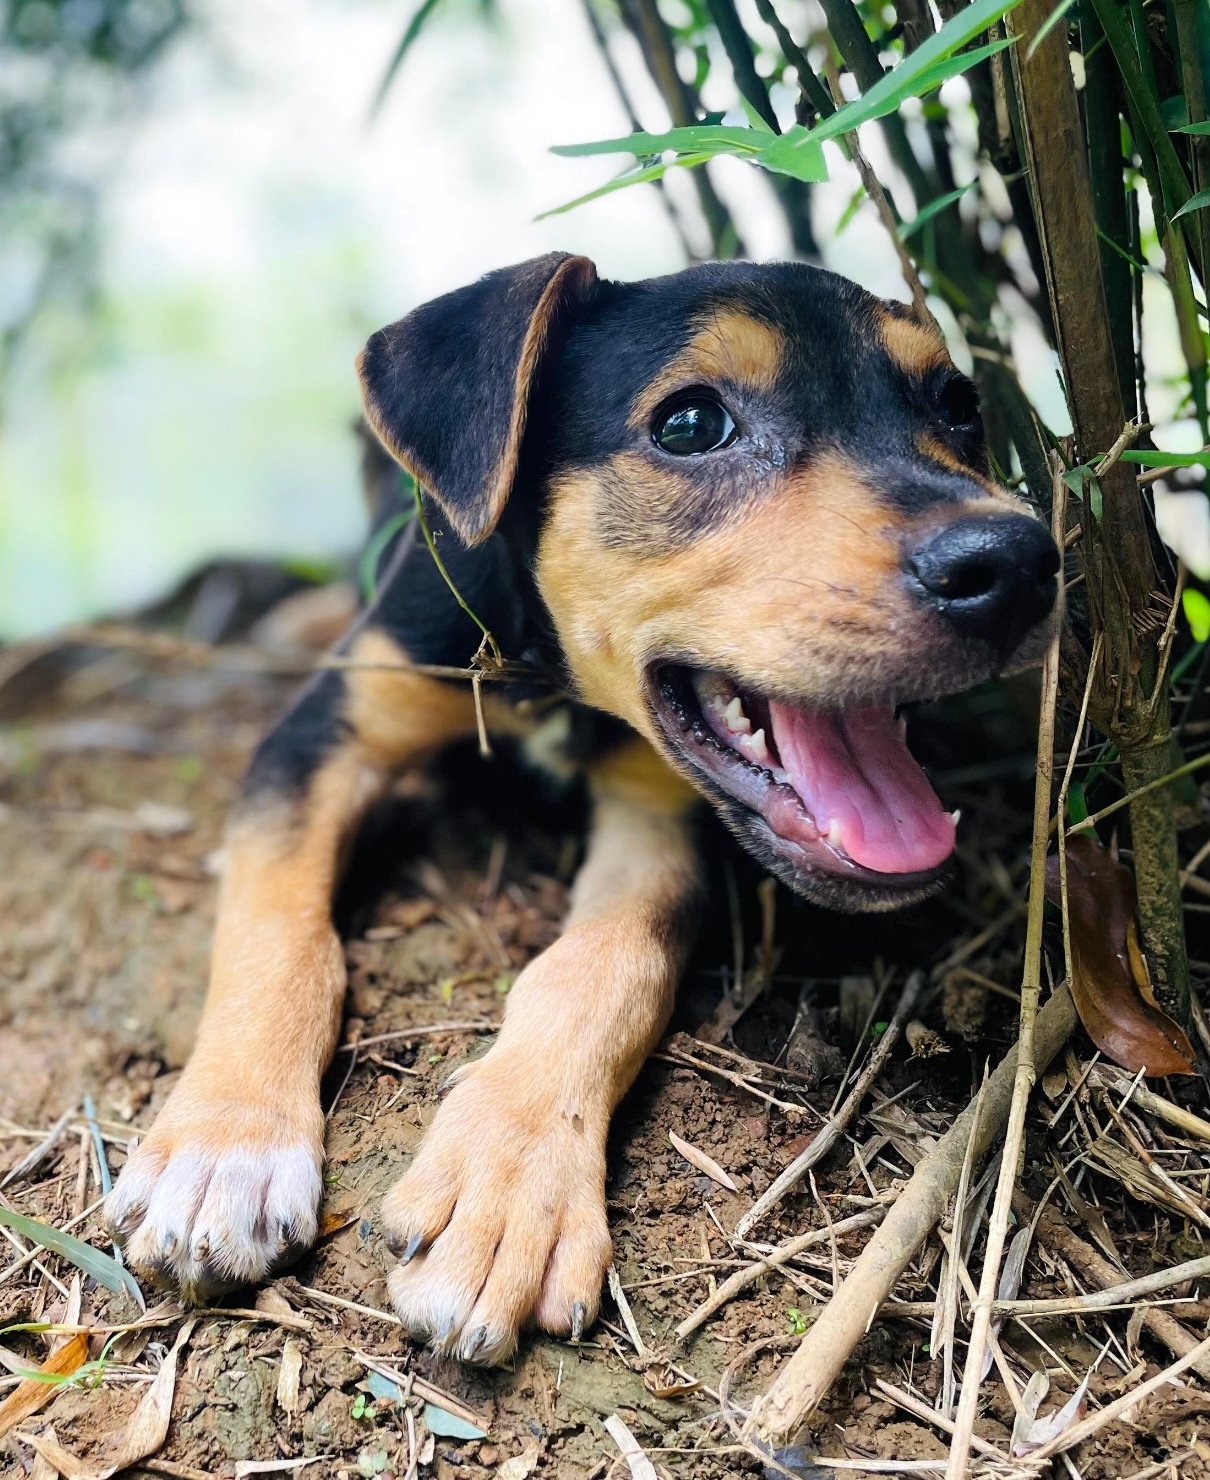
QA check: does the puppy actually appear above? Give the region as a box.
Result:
[104,254,1060,1365]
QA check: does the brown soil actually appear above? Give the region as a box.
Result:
[1,602,1207,1480]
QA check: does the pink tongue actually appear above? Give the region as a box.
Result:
[768,702,956,874]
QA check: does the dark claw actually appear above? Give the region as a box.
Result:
[438,1315,457,1343]
[384,1228,424,1262]
[571,1301,586,1343]
[464,1324,488,1360]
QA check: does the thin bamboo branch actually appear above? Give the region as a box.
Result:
[733,973,921,1240]
[942,479,1065,1480]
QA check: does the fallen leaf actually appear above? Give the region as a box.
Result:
[422,1401,486,1440]
[276,1336,302,1415]
[30,1425,61,1480]
[317,1209,359,1239]
[1012,1371,1090,1454]
[0,1333,89,1439]
[234,1461,325,1477]
[498,1441,542,1480]
[603,1414,658,1480]
[0,1209,143,1306]
[1046,837,1195,1075]
[20,1318,195,1479]
[643,1366,701,1399]
[668,1130,738,1192]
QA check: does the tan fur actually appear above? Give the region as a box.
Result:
[629,310,783,428]
[382,737,700,1361]
[538,449,959,733]
[877,307,951,380]
[105,640,483,1298]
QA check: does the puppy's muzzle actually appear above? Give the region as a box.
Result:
[905,514,1060,667]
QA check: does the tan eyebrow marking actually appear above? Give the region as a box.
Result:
[878,307,952,381]
[629,309,784,429]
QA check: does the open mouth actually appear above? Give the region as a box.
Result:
[649,665,959,893]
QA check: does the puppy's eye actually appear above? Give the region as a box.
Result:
[653,396,737,455]
[933,373,981,430]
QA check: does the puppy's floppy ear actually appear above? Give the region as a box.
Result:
[357,252,598,546]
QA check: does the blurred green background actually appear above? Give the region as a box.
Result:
[0,0,1199,639]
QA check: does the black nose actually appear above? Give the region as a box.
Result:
[906,514,1059,660]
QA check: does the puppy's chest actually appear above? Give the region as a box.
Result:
[483,690,634,787]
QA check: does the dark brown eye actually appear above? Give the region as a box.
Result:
[933,372,981,431]
[653,396,737,455]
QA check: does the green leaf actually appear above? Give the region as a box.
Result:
[423,1402,487,1440]
[370,0,447,118]
[1119,447,1210,467]
[898,180,978,240]
[537,156,706,220]
[0,1207,143,1304]
[1067,781,1089,826]
[1173,186,1210,222]
[834,183,868,236]
[1026,0,1077,58]
[1177,121,1210,136]
[551,126,761,160]
[753,132,828,183]
[1183,589,1210,643]
[807,0,1023,147]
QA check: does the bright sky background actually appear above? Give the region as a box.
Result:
[2,0,1187,638]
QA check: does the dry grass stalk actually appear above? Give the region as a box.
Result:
[942,470,1065,1480]
[675,1208,885,1341]
[742,984,1077,1446]
[1023,1196,1210,1380]
[734,972,921,1239]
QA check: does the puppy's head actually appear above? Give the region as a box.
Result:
[359,254,1060,913]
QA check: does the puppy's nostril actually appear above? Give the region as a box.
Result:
[917,557,999,602]
[906,513,1059,658]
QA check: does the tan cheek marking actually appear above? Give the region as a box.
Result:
[630,310,784,429]
[537,452,909,728]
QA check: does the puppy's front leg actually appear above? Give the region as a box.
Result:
[383,738,701,1364]
[105,638,477,1300]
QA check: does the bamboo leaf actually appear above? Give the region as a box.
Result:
[537,155,710,219]
[370,0,447,119]
[1173,186,1210,221]
[1119,448,1210,467]
[0,1208,142,1304]
[1177,121,1210,136]
[551,126,762,159]
[898,180,978,240]
[1026,0,1078,58]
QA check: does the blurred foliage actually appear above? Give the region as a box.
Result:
[0,0,188,376]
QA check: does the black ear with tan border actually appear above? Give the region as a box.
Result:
[357,252,598,546]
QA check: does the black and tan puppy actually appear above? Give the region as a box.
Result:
[104,253,1060,1364]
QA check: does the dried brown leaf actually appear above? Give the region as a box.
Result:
[668,1130,738,1192]
[276,1336,302,1416]
[20,1318,194,1479]
[1046,837,1195,1075]
[0,1332,89,1439]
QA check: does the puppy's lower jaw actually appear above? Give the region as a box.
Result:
[381,1047,613,1366]
[103,1082,324,1302]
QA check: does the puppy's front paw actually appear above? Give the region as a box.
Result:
[382,1055,612,1365]
[104,1088,323,1302]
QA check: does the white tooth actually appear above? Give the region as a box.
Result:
[950,809,962,825]
[897,715,908,741]
[723,696,751,734]
[740,727,768,764]
[827,819,844,849]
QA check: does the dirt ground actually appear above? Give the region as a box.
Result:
[3,582,1210,1479]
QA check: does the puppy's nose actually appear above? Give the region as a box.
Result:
[906,514,1059,659]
